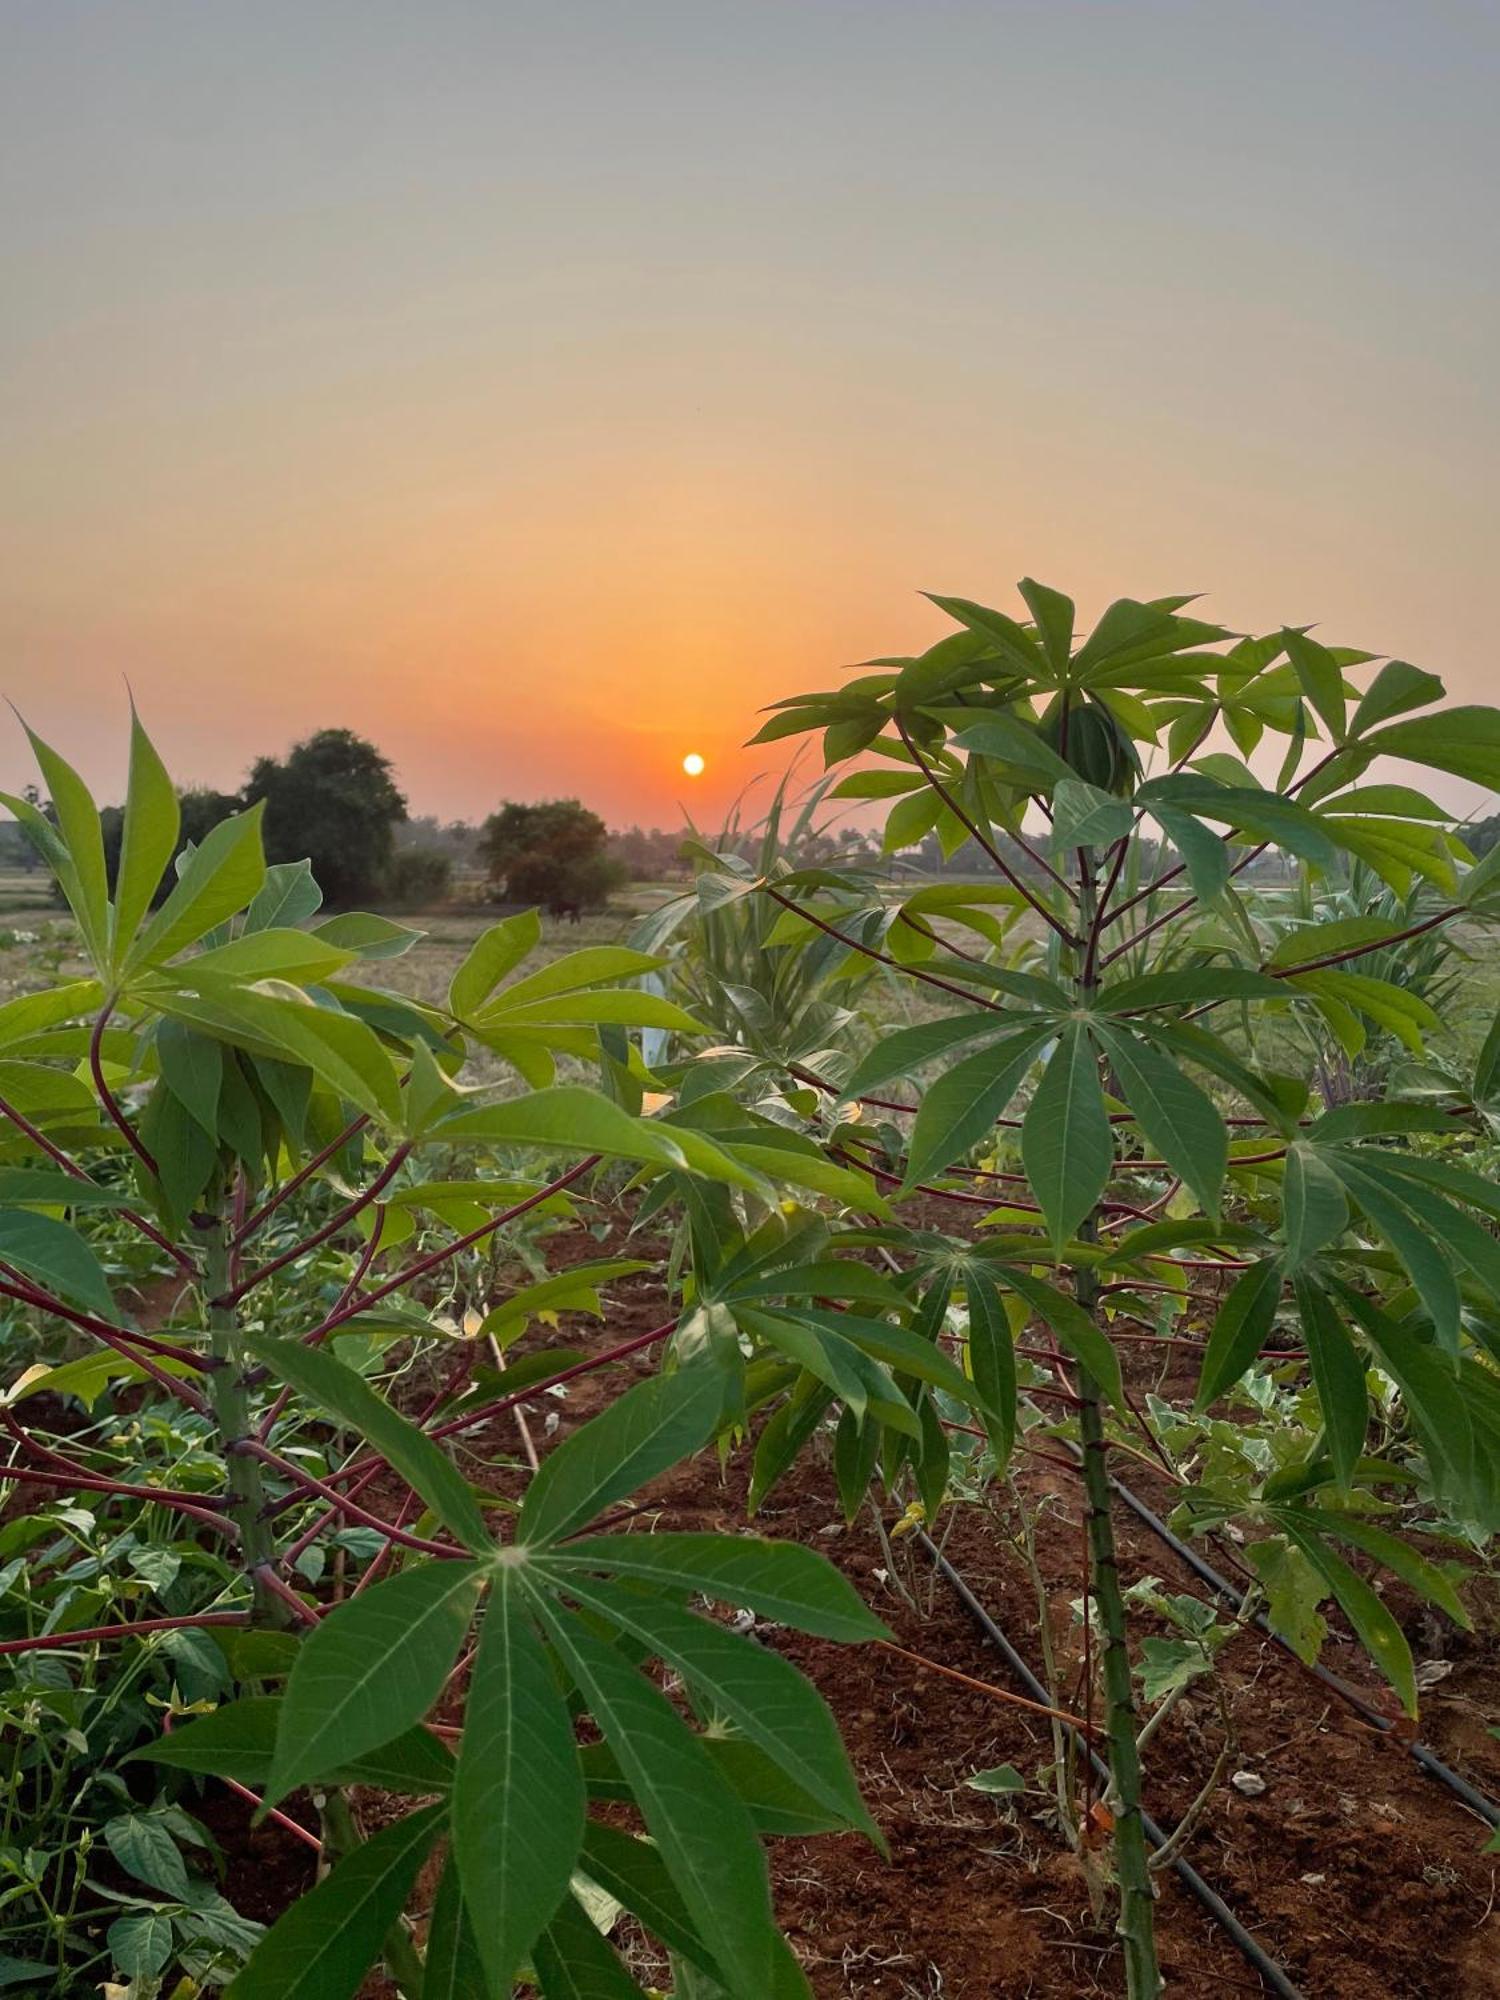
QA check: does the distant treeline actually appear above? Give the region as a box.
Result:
[7,719,1425,914]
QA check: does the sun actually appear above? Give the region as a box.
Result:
[681,751,706,777]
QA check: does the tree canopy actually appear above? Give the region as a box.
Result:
[244,729,407,904]
[479,798,625,911]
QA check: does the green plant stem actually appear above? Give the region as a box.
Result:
[1073,856,1162,1999]
[1075,1353,1160,1997]
[195,1207,285,1628]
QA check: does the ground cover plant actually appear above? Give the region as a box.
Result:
[1,577,1500,1999]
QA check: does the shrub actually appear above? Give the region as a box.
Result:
[382,843,452,907]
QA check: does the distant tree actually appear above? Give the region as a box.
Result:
[606,825,692,881]
[384,845,453,907]
[398,816,479,867]
[1468,811,1500,858]
[244,730,406,904]
[479,799,626,913]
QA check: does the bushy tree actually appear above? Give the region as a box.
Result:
[479,797,625,911]
[244,728,406,904]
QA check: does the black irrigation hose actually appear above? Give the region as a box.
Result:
[920,1530,1308,2000]
[1103,1469,1500,1831]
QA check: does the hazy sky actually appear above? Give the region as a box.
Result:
[3,1,1496,826]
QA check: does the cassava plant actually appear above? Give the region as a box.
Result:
[0,714,905,1998]
[741,580,1500,1997]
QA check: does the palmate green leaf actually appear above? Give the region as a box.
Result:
[133,1696,456,1793]
[791,1305,992,1420]
[1280,1144,1352,1264]
[749,1374,834,1514]
[0,1167,126,1209]
[186,928,355,986]
[547,1532,887,1642]
[532,1891,640,1999]
[438,1089,764,1194]
[1093,1023,1226,1219]
[479,1260,652,1347]
[243,859,323,934]
[1146,804,1230,903]
[112,706,180,967]
[578,1822,721,1981]
[0,1208,115,1319]
[998,1265,1124,1406]
[486,946,667,1013]
[250,1338,491,1554]
[1362,706,1500,790]
[228,1802,445,2000]
[1291,1278,1367,1489]
[19,726,109,964]
[964,1274,1017,1467]
[148,981,404,1125]
[1017,576,1075,668]
[453,1576,584,1995]
[902,1028,1049,1190]
[745,1310,916,1436]
[156,1018,225,1138]
[449,912,543,1017]
[1049,779,1133,851]
[841,1013,1017,1100]
[557,1573,877,1843]
[1324,1154,1461,1352]
[1282,630,1348,741]
[1279,1520,1417,1716]
[519,1364,724,1549]
[1349,659,1444,735]
[534,1602,806,2000]
[422,1859,488,2000]
[125,806,267,975]
[1194,1257,1283,1409]
[265,1561,482,1806]
[1290,1507,1470,1629]
[1021,1023,1113,1250]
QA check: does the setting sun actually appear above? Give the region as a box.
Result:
[681,751,705,777]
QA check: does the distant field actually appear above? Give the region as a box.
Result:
[0,867,1493,1071]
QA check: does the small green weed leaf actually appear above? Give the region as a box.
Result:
[964,1764,1025,1795]
[104,1811,190,1900]
[109,1912,175,1979]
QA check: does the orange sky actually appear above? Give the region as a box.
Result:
[3,3,1496,827]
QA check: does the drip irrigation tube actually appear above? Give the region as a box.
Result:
[920,1531,1307,2000]
[1103,1469,1500,1831]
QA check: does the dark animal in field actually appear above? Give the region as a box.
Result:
[547,899,582,924]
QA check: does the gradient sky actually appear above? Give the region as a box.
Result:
[3,1,1496,828]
